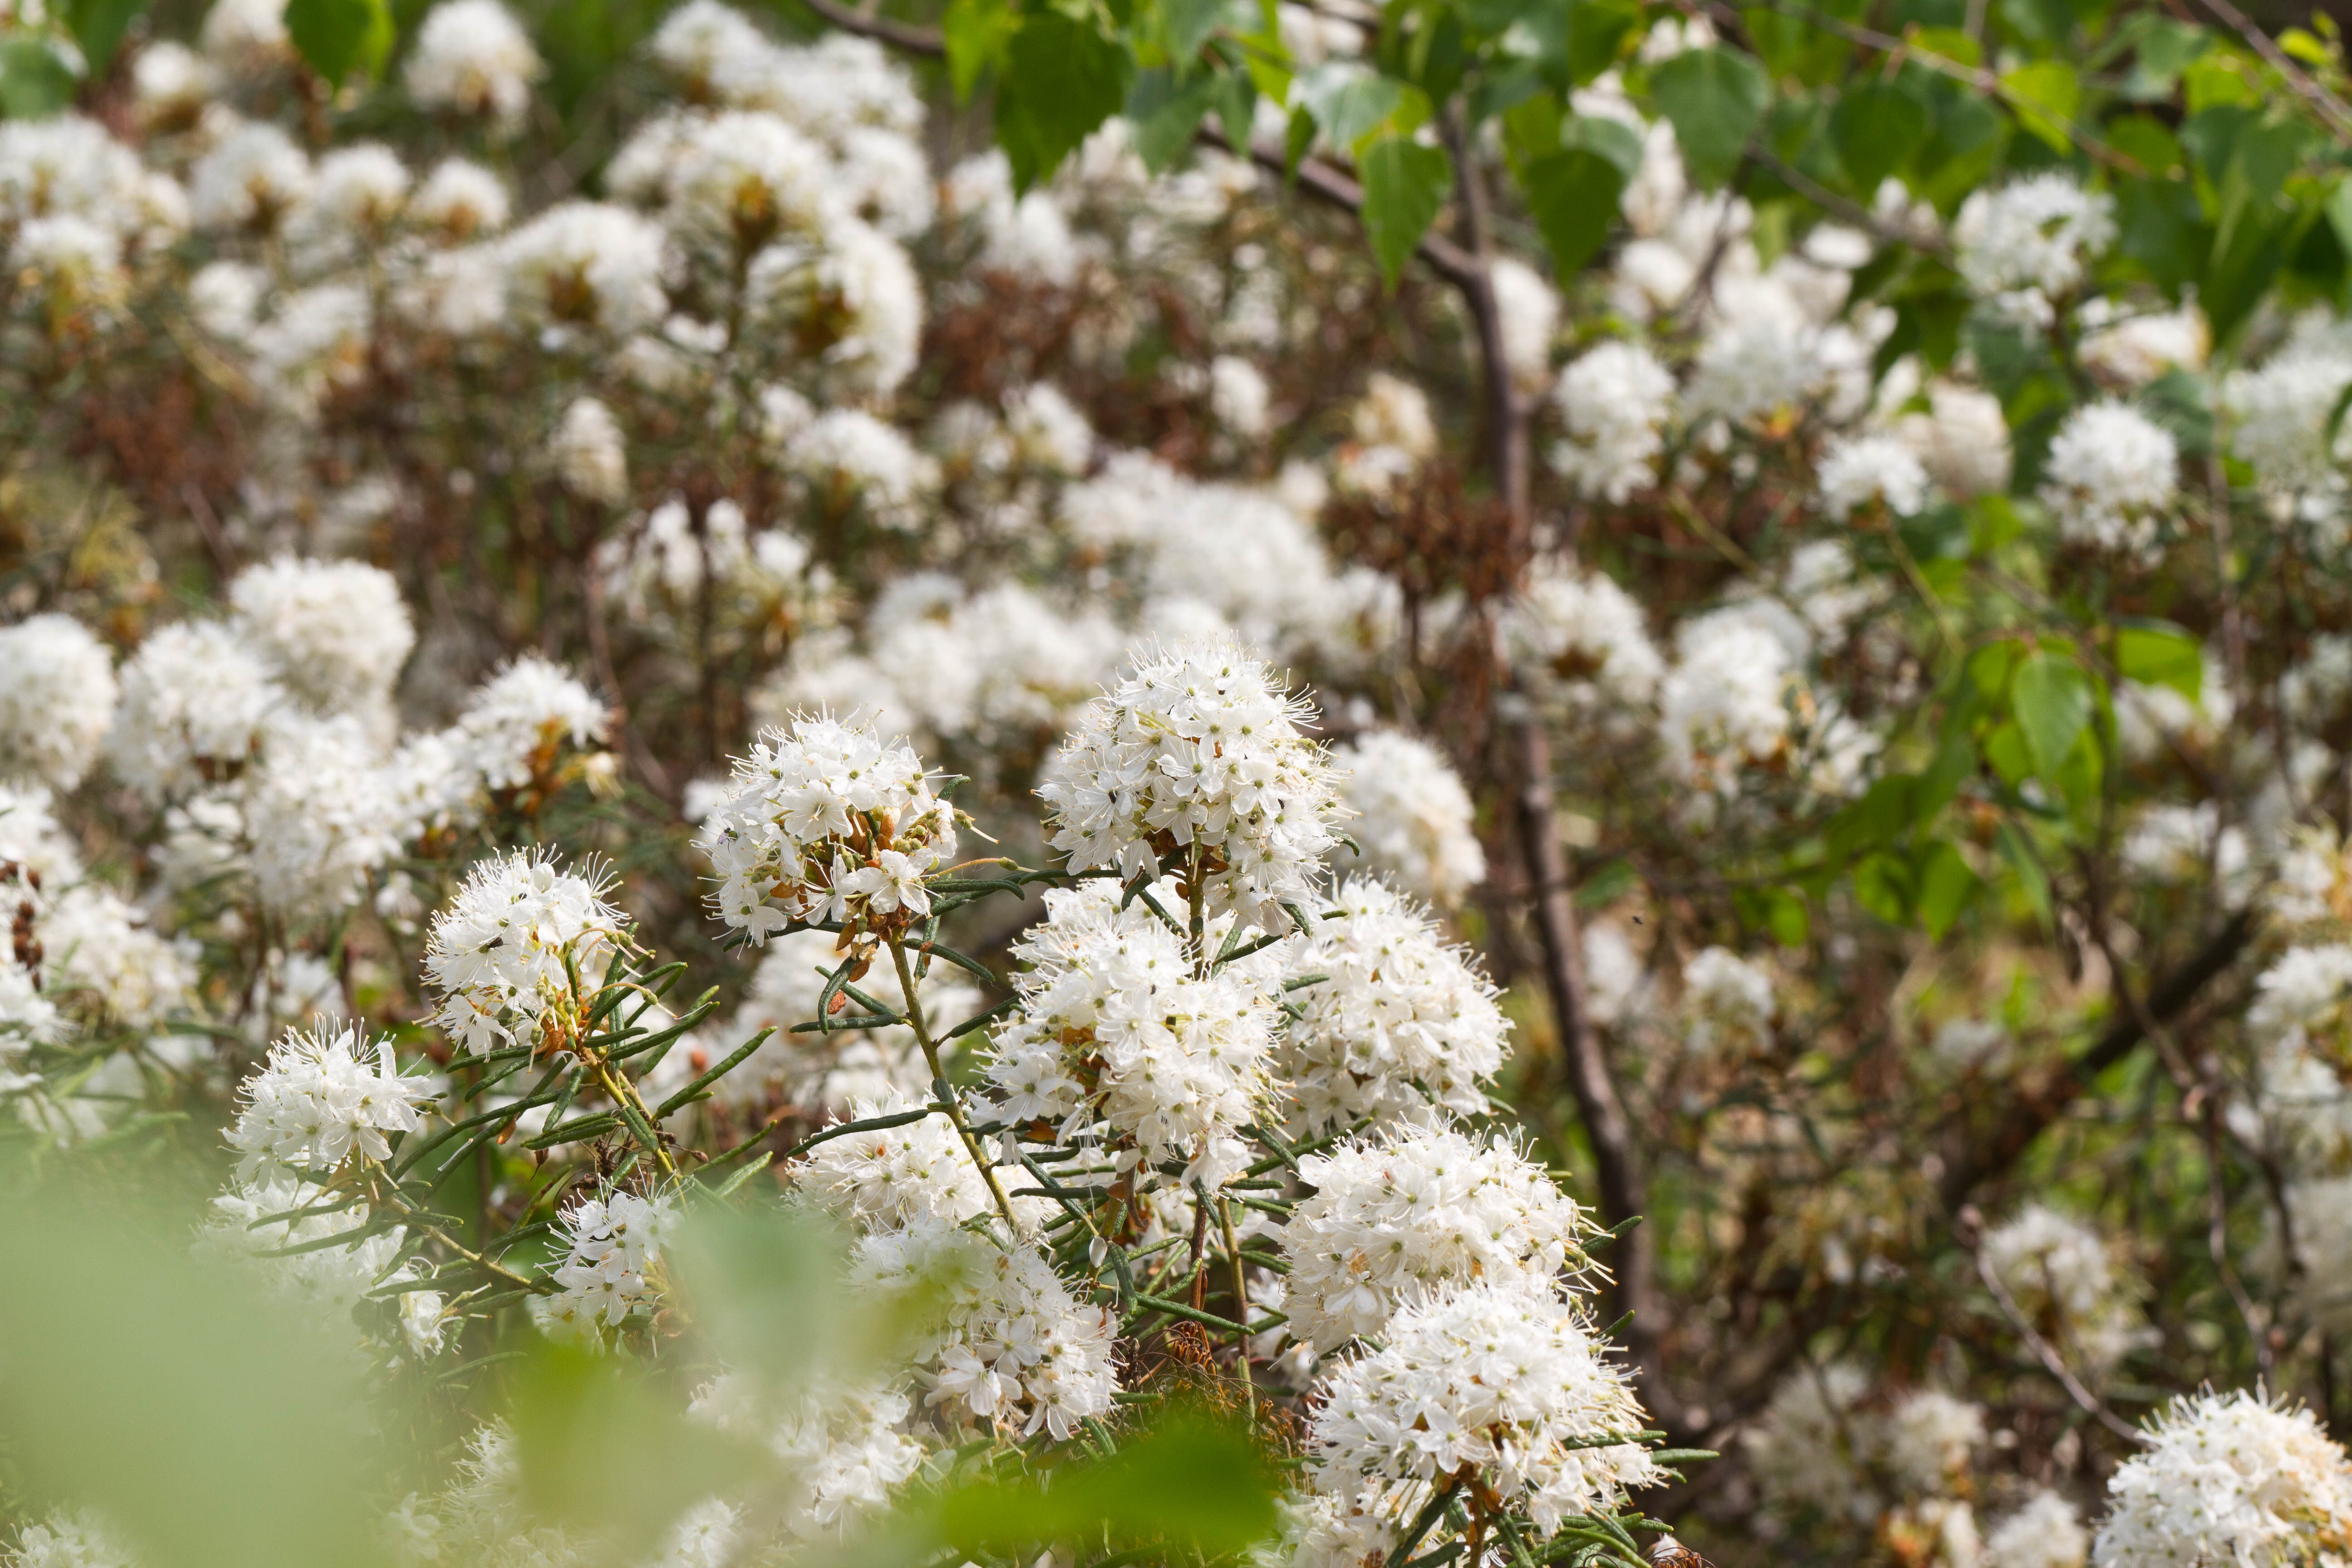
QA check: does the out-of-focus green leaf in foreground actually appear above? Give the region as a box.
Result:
[936,1415,1282,1559]
[0,1186,385,1568]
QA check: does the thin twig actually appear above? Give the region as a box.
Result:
[1970,1234,2141,1440]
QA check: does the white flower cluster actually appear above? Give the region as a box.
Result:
[794,1088,1005,1231]
[1501,563,1665,709]
[692,1371,927,1538]
[849,1217,1117,1440]
[2040,400,2179,561]
[1816,433,1930,521]
[423,852,633,1054]
[1681,946,1776,1058]
[1041,638,1344,928]
[980,880,1280,1191]
[1279,1124,1593,1352]
[1327,732,1486,908]
[1279,878,1509,1131]
[0,616,117,792]
[696,712,958,941]
[205,1171,446,1353]
[225,1024,432,1177]
[2092,1390,2352,1568]
[1953,173,2117,326]
[530,1188,680,1338]
[1550,340,1676,503]
[1982,1204,2143,1369]
[1291,1281,1661,1568]
[1745,1366,1987,1522]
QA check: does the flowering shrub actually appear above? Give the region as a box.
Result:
[5,0,2352,1563]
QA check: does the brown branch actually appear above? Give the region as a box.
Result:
[1967,1226,2141,1440]
[1937,906,2258,1214]
[793,0,947,55]
[1194,124,1481,289]
[2186,0,2352,144]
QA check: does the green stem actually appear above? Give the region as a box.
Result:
[889,933,1021,1232]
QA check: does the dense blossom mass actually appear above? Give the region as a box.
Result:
[1,0,2351,1563]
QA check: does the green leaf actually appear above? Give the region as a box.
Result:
[1161,0,1228,64]
[1830,83,1928,195]
[64,0,146,72]
[1358,132,1452,285]
[1565,0,1641,83]
[996,13,1132,191]
[1648,46,1770,188]
[1999,59,2080,154]
[943,0,1018,100]
[1914,839,1981,940]
[1126,69,1215,171]
[509,1340,767,1560]
[1735,884,1811,946]
[939,1415,1281,1555]
[1996,818,2053,925]
[2106,113,2184,177]
[2125,19,2208,98]
[288,0,393,84]
[0,36,77,117]
[1518,147,1626,274]
[1559,112,1643,178]
[1295,61,1403,151]
[1854,851,1914,924]
[2010,648,2094,782]
[2114,621,2203,701]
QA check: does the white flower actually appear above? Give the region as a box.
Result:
[658,110,843,261]
[0,615,116,792]
[1350,372,1438,460]
[226,1024,431,1177]
[8,1510,138,1568]
[1892,380,2013,500]
[1280,878,1508,1131]
[1491,255,1560,391]
[1816,433,1931,520]
[530,1188,678,1337]
[1984,1489,2088,1568]
[189,117,312,231]
[39,883,199,1029]
[2092,1389,2352,1568]
[243,716,402,914]
[1279,1125,1594,1351]
[745,220,924,397]
[979,880,1279,1191]
[794,1088,1019,1232]
[283,144,410,269]
[1328,732,1485,907]
[1002,382,1094,475]
[551,396,628,505]
[2079,299,2207,390]
[696,710,957,942]
[1040,637,1343,930]
[1658,611,1797,796]
[411,157,510,237]
[423,852,632,1054]
[2222,339,2352,495]
[404,0,542,129]
[1501,561,1665,707]
[713,926,980,1114]
[849,1216,1115,1439]
[227,557,415,714]
[2040,400,2177,560]
[1982,1204,2142,1370]
[780,409,937,528]
[498,201,674,338]
[1954,174,2116,325]
[1550,340,1675,504]
[1681,946,1774,1057]
[1208,354,1272,437]
[1743,1362,1877,1521]
[107,621,281,801]
[200,0,290,70]
[1295,1279,1660,1566]
[204,1170,414,1318]
[1882,1389,1984,1496]
[451,654,609,794]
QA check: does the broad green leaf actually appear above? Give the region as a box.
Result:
[1914,840,1981,940]
[509,1340,767,1561]
[943,0,1018,100]
[1826,774,1916,864]
[1358,133,1452,284]
[996,13,1132,191]
[2010,648,2095,782]
[2125,19,2209,98]
[939,1415,1281,1555]
[1161,0,1229,63]
[64,0,146,72]
[1559,112,1644,178]
[0,36,77,117]
[1565,0,1642,83]
[1999,60,2080,154]
[1127,69,1215,171]
[1294,61,1403,151]
[0,1188,384,1568]
[287,0,393,84]
[2106,113,2184,177]
[1854,850,1913,924]
[1830,83,1928,195]
[1648,46,1770,188]
[1518,147,1625,274]
[1736,884,1811,946]
[1983,720,2034,788]
[2114,621,2203,701]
